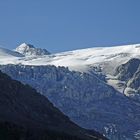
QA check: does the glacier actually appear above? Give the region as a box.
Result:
[0,43,140,140]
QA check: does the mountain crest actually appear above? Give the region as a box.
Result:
[15,43,50,56]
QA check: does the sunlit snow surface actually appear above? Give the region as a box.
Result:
[0,44,140,73]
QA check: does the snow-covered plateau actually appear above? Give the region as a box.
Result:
[0,43,140,140]
[0,43,140,71]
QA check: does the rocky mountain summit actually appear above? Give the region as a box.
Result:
[15,43,50,56]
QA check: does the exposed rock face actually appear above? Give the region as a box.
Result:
[15,43,50,56]
[1,65,140,140]
[128,66,140,90]
[115,58,140,102]
[115,58,140,81]
[0,70,106,140]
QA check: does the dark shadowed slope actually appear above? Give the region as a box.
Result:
[0,71,107,140]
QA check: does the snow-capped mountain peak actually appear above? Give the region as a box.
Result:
[15,43,50,56]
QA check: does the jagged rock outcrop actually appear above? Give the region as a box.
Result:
[115,58,140,102]
[115,58,140,81]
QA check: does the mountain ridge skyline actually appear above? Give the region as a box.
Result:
[1,42,140,53]
[0,0,140,52]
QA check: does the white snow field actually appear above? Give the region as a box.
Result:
[0,43,140,73]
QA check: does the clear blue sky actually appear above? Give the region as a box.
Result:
[0,0,140,52]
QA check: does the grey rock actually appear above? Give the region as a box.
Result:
[0,64,140,140]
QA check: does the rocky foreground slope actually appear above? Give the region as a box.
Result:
[0,70,106,140]
[0,64,140,140]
